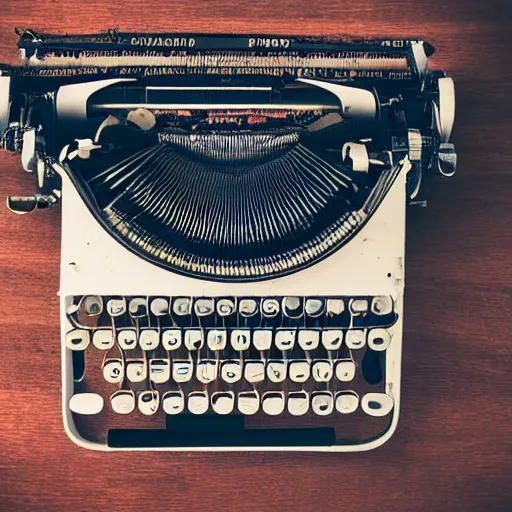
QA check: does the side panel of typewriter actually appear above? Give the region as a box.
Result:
[58,153,407,452]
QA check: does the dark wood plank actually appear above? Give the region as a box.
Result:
[0,1,511,510]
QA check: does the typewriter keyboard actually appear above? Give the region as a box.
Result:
[65,295,398,446]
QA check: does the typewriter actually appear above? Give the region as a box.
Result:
[0,29,456,451]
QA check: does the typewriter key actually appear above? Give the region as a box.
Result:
[298,330,320,351]
[69,393,104,415]
[371,296,393,316]
[172,360,193,383]
[173,298,192,316]
[312,360,333,382]
[188,392,209,415]
[252,330,272,351]
[162,329,182,351]
[305,298,325,318]
[335,391,359,414]
[93,329,115,350]
[196,360,218,384]
[244,360,265,384]
[194,298,215,317]
[275,329,296,350]
[103,359,123,384]
[81,295,103,316]
[126,360,147,383]
[349,298,369,315]
[238,391,260,415]
[289,360,310,383]
[322,330,343,350]
[139,329,159,351]
[239,299,258,317]
[335,360,356,382]
[312,392,334,416]
[111,390,136,415]
[150,297,169,317]
[107,298,126,317]
[129,297,148,318]
[149,359,170,384]
[65,329,90,351]
[211,391,235,415]
[267,360,287,383]
[288,391,310,416]
[217,298,236,317]
[345,329,366,350]
[282,296,303,319]
[118,329,137,350]
[368,328,391,351]
[138,390,160,416]
[184,329,204,351]
[162,391,185,415]
[221,361,242,384]
[262,391,285,416]
[207,329,227,351]
[261,299,280,318]
[362,393,394,417]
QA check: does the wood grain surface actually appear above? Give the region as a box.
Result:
[0,1,511,511]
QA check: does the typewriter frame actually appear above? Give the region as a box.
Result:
[59,155,408,452]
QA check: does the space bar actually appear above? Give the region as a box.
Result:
[108,427,336,448]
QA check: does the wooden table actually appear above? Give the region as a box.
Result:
[0,1,511,510]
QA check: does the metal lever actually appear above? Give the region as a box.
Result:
[6,194,56,214]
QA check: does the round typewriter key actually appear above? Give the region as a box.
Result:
[162,391,185,415]
[362,393,394,417]
[69,393,104,415]
[103,359,123,384]
[335,391,359,414]
[288,391,310,416]
[305,298,325,317]
[335,360,356,382]
[298,330,320,351]
[244,360,265,384]
[345,329,366,350]
[111,390,136,415]
[368,328,391,351]
[371,296,393,316]
[239,299,258,317]
[81,295,103,316]
[138,390,160,416]
[65,329,90,351]
[188,392,209,415]
[349,298,368,315]
[150,297,169,317]
[118,329,137,350]
[93,329,115,350]
[238,391,260,415]
[212,391,235,415]
[262,391,285,416]
[129,297,148,318]
[194,298,215,317]
[173,298,191,316]
[312,360,333,382]
[221,361,242,384]
[162,329,182,351]
[312,391,334,416]
[107,298,126,317]
[282,297,303,319]
[217,298,236,317]
[326,299,344,317]
[261,299,280,318]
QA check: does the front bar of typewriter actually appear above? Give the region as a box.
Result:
[1,31,456,451]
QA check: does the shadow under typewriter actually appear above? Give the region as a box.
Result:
[68,295,395,448]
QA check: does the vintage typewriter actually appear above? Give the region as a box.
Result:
[0,29,456,451]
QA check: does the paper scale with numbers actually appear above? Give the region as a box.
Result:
[0,29,456,451]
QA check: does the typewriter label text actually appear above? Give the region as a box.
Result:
[130,37,196,48]
[248,38,291,49]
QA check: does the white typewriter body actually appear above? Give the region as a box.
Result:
[59,158,408,451]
